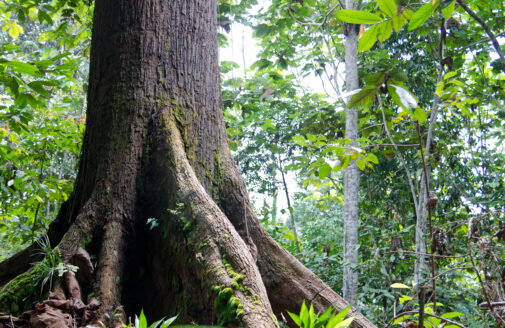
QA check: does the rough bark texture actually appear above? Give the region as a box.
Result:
[0,0,377,327]
[343,0,360,304]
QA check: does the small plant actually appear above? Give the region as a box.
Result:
[287,301,354,328]
[122,309,177,328]
[147,217,159,230]
[34,235,77,292]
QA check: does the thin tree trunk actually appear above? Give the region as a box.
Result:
[277,153,301,254]
[343,3,360,304]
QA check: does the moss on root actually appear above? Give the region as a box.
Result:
[212,286,243,326]
[0,257,55,314]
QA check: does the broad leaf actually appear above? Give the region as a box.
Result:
[378,21,393,42]
[391,282,411,289]
[391,84,418,109]
[441,312,464,319]
[356,158,366,170]
[392,13,407,32]
[2,61,40,76]
[318,163,332,179]
[366,153,379,164]
[441,0,456,19]
[413,108,427,122]
[378,0,397,16]
[335,10,382,24]
[349,86,377,107]
[358,25,379,52]
[408,2,437,31]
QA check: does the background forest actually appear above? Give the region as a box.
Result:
[0,0,504,327]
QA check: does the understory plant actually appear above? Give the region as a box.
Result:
[287,301,354,328]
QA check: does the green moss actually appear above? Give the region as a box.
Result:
[81,234,92,248]
[0,256,57,314]
[183,220,192,232]
[222,256,250,296]
[212,286,243,326]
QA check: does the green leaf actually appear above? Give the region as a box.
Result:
[441,0,455,19]
[366,72,386,86]
[392,13,407,32]
[393,314,411,324]
[390,84,418,109]
[288,312,302,327]
[261,120,276,132]
[408,2,437,31]
[28,81,50,98]
[38,10,54,25]
[254,24,273,37]
[356,158,366,170]
[378,0,397,16]
[7,21,24,40]
[358,25,379,52]
[292,135,306,146]
[318,163,332,179]
[315,307,334,327]
[378,21,393,42]
[441,312,463,319]
[348,86,377,107]
[159,315,177,328]
[413,108,427,122]
[427,316,441,327]
[335,10,382,24]
[435,81,444,97]
[391,282,411,289]
[300,300,310,328]
[140,309,148,328]
[366,153,379,164]
[334,317,355,328]
[2,61,40,76]
[402,9,414,19]
[327,305,351,327]
[443,71,457,80]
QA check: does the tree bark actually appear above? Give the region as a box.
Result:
[0,1,376,327]
[343,2,360,304]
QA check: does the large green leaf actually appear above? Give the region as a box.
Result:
[378,20,393,42]
[441,0,455,19]
[392,12,407,31]
[318,163,332,178]
[441,312,464,319]
[349,86,377,107]
[2,61,40,76]
[358,25,379,52]
[390,84,418,109]
[408,2,437,31]
[335,10,382,24]
[378,0,397,16]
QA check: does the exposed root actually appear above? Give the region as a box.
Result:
[138,112,278,327]
[57,200,100,262]
[218,150,377,328]
[94,215,127,318]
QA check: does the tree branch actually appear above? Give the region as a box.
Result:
[456,0,505,71]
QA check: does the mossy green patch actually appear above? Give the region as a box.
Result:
[212,286,243,326]
[0,256,56,315]
[222,256,250,296]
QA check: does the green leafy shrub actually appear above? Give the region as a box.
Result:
[287,301,354,328]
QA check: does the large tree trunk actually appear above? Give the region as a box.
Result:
[0,1,376,327]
